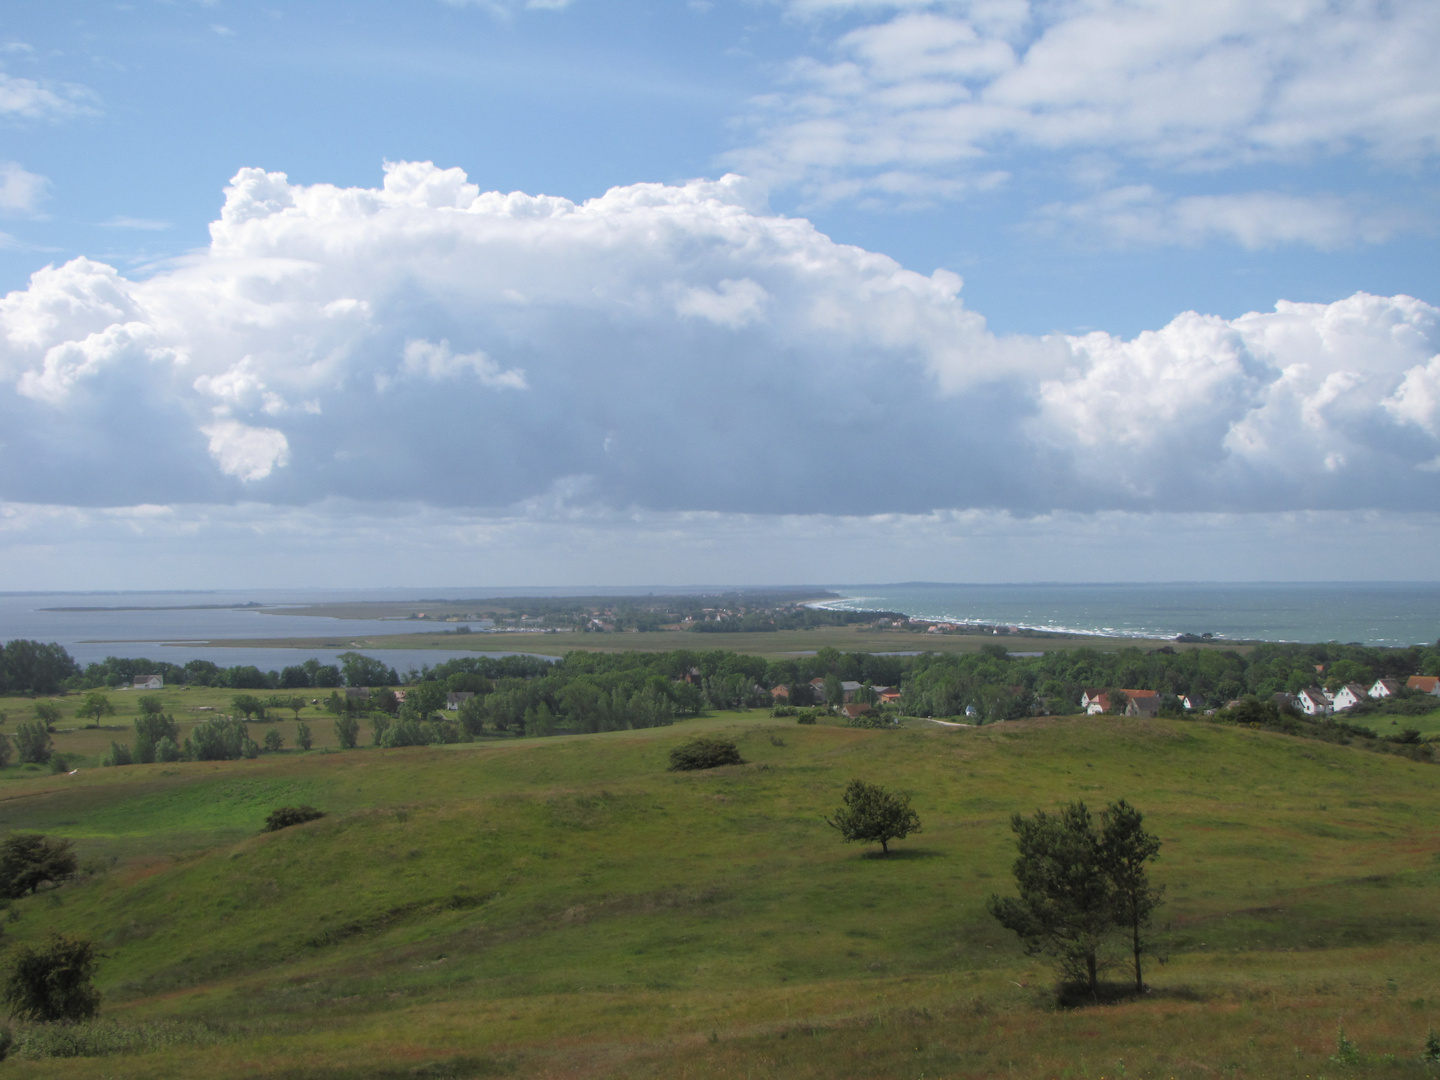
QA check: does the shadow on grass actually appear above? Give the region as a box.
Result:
[856,846,945,861]
[258,1056,512,1080]
[1053,981,1211,1009]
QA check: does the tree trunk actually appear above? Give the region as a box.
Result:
[880,839,889,855]
[1132,918,1143,992]
[1086,951,1098,996]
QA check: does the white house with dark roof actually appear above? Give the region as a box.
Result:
[1295,688,1330,716]
[1331,683,1369,711]
[1369,679,1402,699]
[133,674,162,690]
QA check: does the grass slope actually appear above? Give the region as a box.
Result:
[0,713,1436,1078]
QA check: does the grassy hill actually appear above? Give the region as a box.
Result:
[0,710,1437,1077]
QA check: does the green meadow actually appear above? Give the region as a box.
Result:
[0,694,1437,1078]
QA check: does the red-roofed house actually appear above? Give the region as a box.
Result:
[1407,676,1440,697]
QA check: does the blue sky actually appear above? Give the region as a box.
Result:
[1,0,1439,588]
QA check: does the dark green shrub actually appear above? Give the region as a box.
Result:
[379,719,433,748]
[262,729,284,752]
[333,715,360,749]
[668,737,744,771]
[0,834,77,898]
[104,743,132,767]
[0,933,100,1022]
[13,723,51,766]
[295,722,312,751]
[263,805,325,832]
[154,736,181,763]
[185,718,256,761]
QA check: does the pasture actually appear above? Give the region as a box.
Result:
[0,700,1435,1077]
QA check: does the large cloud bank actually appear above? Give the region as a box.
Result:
[1,161,1438,516]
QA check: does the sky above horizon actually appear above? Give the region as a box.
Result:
[1,0,1439,589]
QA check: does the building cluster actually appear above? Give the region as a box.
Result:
[1283,675,1440,717]
[1080,676,1440,719]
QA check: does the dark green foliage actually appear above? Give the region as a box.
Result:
[31,703,60,730]
[73,692,114,727]
[295,722,313,750]
[668,737,744,771]
[185,718,258,761]
[338,652,399,688]
[0,733,11,768]
[154,736,181,764]
[133,712,179,765]
[0,641,79,695]
[825,778,921,855]
[0,933,101,1023]
[105,742,133,767]
[988,802,1114,995]
[846,710,895,729]
[136,695,164,717]
[230,694,266,721]
[378,719,433,748]
[1423,1026,1440,1063]
[262,729,284,752]
[0,834,78,898]
[13,721,52,765]
[1100,799,1164,991]
[989,799,1164,997]
[333,715,360,749]
[797,712,818,725]
[263,805,325,832]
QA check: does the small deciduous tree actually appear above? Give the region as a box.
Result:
[136,695,164,717]
[230,694,266,721]
[825,778,920,856]
[154,736,182,763]
[333,715,360,750]
[32,703,61,731]
[13,722,52,765]
[0,834,77,898]
[0,733,11,768]
[1,933,101,1023]
[262,729,284,752]
[74,692,114,727]
[295,722,312,751]
[286,696,306,721]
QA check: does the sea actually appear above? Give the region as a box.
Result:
[0,582,1435,672]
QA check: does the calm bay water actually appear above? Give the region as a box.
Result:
[820,582,1440,647]
[0,583,1435,669]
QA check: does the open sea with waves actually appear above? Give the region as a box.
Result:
[818,582,1440,648]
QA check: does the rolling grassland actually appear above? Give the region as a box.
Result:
[0,706,1435,1078]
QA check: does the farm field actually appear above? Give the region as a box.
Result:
[0,703,1435,1077]
[156,626,1252,658]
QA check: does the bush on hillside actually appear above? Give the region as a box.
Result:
[0,834,77,898]
[668,737,744,771]
[0,933,101,1023]
[263,805,325,832]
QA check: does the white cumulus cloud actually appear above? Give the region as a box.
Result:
[0,161,1438,516]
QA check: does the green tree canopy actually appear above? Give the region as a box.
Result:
[825,778,921,856]
[1,932,101,1023]
[0,834,78,898]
